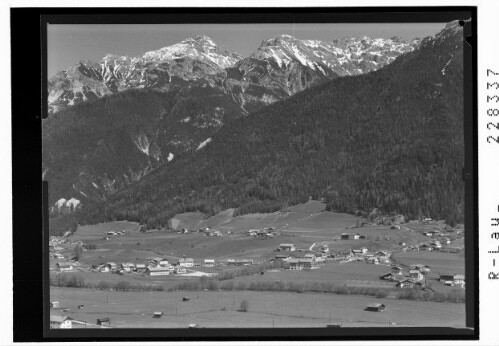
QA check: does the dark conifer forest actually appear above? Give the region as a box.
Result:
[46,23,465,233]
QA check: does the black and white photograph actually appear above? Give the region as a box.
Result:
[41,12,473,333]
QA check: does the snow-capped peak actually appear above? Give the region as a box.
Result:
[251,34,419,76]
[141,36,242,69]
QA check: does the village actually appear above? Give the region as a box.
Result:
[50,218,466,289]
[49,203,466,329]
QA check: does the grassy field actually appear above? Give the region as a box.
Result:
[229,261,393,287]
[67,201,438,267]
[392,251,465,276]
[50,287,465,328]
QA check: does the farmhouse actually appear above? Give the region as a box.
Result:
[286,258,313,270]
[365,303,385,312]
[146,266,170,276]
[439,274,455,282]
[96,318,111,326]
[98,264,109,273]
[279,243,296,252]
[430,241,442,249]
[352,234,360,240]
[419,244,433,251]
[319,245,329,253]
[134,263,147,273]
[235,259,253,266]
[380,273,396,281]
[365,256,379,265]
[340,233,350,240]
[153,312,163,318]
[454,274,465,285]
[247,230,258,237]
[120,263,135,272]
[107,262,117,271]
[304,254,316,260]
[275,255,291,262]
[56,262,74,272]
[159,259,170,266]
[174,266,187,274]
[227,259,236,265]
[390,274,405,282]
[396,279,415,288]
[204,259,215,267]
[409,270,424,282]
[179,258,194,267]
[148,257,163,265]
[391,266,403,275]
[376,251,389,257]
[50,315,73,329]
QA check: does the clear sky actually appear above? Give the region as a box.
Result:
[48,23,446,78]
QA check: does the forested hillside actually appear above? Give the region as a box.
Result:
[43,87,245,205]
[70,21,464,230]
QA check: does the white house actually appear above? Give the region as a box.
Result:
[56,262,74,272]
[175,266,187,274]
[50,315,73,329]
[179,258,194,267]
[409,270,424,282]
[204,259,215,267]
[146,266,170,276]
[279,243,296,252]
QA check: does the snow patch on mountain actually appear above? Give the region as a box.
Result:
[55,198,67,210]
[133,133,150,156]
[196,138,212,150]
[66,198,81,209]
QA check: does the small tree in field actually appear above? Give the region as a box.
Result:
[239,300,249,312]
[73,244,83,260]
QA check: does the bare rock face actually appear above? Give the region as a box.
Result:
[48,34,419,115]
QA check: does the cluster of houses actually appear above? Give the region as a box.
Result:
[332,248,392,265]
[193,227,226,237]
[273,243,393,270]
[102,230,127,240]
[49,236,70,260]
[91,257,189,276]
[380,265,429,288]
[439,273,465,287]
[85,256,260,276]
[379,264,465,289]
[246,227,277,238]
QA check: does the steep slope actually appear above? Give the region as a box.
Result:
[75,21,464,228]
[43,86,245,207]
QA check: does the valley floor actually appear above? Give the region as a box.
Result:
[50,287,466,329]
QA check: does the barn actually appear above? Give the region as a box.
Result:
[365,303,386,312]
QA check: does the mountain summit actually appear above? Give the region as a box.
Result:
[141,35,242,68]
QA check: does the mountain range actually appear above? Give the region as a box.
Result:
[48,34,419,115]
[44,21,464,234]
